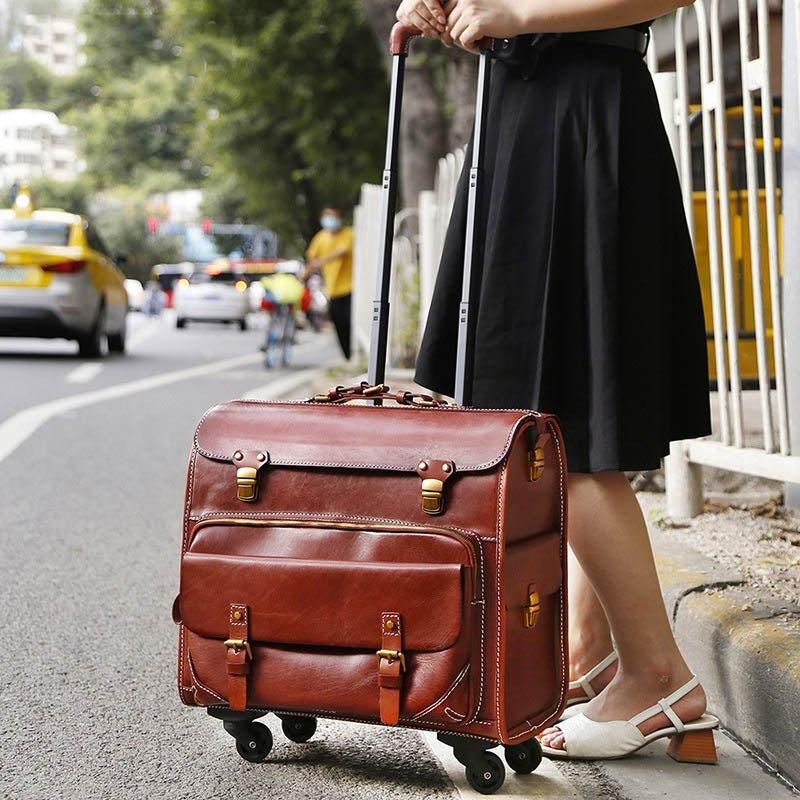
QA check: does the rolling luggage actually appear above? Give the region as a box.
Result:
[173,24,569,795]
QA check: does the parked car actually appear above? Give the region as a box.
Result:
[173,267,251,330]
[0,189,128,356]
[124,278,145,311]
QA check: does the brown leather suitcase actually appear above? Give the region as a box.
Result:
[174,25,568,795]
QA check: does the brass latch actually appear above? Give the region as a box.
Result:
[236,467,258,502]
[376,648,406,672]
[421,478,444,515]
[224,638,253,659]
[523,586,541,629]
[528,447,545,482]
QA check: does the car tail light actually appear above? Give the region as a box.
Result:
[42,259,87,274]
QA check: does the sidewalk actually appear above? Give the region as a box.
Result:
[279,365,800,793]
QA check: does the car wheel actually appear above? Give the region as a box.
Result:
[176,318,186,329]
[239,318,248,332]
[77,304,106,358]
[108,318,126,354]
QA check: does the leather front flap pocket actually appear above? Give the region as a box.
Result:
[180,553,464,652]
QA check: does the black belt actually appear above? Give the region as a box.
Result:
[560,27,650,57]
[490,26,650,70]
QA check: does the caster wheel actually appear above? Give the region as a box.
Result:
[504,738,542,774]
[235,721,273,763]
[465,751,505,795]
[281,715,317,743]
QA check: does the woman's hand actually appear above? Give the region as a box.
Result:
[396,0,448,40]
[442,0,526,52]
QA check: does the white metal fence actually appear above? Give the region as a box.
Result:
[353,2,799,511]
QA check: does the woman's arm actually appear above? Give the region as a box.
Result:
[443,0,693,52]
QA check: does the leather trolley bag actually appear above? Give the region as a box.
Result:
[174,24,568,795]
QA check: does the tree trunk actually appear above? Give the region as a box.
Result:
[361,0,448,206]
[445,48,478,152]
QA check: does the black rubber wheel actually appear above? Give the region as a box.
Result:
[239,318,248,331]
[77,304,106,358]
[504,738,543,774]
[281,715,317,743]
[465,752,505,795]
[235,721,273,763]
[176,317,186,329]
[107,316,127,354]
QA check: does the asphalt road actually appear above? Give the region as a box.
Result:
[0,312,795,800]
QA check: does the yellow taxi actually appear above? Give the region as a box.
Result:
[0,189,128,356]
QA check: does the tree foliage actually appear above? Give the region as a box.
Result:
[170,0,389,246]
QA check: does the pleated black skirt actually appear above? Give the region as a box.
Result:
[413,38,712,473]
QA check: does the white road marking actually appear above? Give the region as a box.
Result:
[65,362,104,384]
[127,316,162,351]
[423,733,582,799]
[242,367,328,401]
[0,354,321,466]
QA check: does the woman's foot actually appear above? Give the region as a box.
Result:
[543,662,708,752]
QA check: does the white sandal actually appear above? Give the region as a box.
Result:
[542,675,719,762]
[558,650,619,721]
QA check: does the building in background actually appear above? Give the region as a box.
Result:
[0,108,83,184]
[21,14,85,77]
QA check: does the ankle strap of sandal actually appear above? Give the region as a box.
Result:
[570,651,619,699]
[629,675,700,731]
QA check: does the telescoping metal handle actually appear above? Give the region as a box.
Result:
[367,22,492,407]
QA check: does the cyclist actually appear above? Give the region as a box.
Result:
[259,262,306,368]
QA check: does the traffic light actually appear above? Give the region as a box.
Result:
[202,217,213,235]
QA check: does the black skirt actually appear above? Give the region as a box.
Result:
[413,37,712,474]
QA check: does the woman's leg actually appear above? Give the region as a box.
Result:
[566,549,617,702]
[542,470,707,750]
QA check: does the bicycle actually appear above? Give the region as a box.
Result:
[263,301,296,369]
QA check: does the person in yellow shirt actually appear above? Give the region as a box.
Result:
[306,207,353,358]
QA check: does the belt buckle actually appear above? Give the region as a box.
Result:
[376,648,406,672]
[224,638,253,660]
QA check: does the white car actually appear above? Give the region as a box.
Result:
[124,278,144,311]
[173,269,251,330]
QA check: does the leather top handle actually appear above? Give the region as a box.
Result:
[390,23,422,56]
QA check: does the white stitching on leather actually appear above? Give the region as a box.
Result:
[193,402,538,472]
[187,650,226,703]
[504,421,568,741]
[412,663,470,721]
[494,460,507,740]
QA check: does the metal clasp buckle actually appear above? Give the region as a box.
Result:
[421,478,444,515]
[224,638,253,659]
[523,588,541,629]
[236,467,258,502]
[376,648,406,672]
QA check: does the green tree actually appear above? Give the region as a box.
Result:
[0,52,55,108]
[171,0,389,245]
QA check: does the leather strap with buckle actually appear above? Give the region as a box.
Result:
[377,613,405,725]
[225,604,252,711]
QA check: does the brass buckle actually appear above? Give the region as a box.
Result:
[376,648,406,672]
[528,447,545,482]
[421,478,444,515]
[363,383,388,396]
[224,638,253,659]
[523,588,541,629]
[237,467,258,502]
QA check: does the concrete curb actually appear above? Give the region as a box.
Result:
[651,526,800,789]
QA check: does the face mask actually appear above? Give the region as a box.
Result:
[320,215,342,231]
